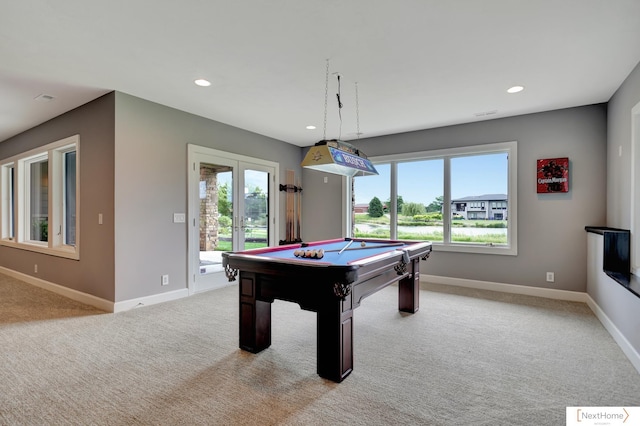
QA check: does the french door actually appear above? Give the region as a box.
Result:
[188,145,278,294]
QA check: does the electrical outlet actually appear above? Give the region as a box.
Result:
[161,275,169,286]
[34,264,38,273]
[546,272,555,283]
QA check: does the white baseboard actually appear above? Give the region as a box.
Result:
[584,294,640,375]
[0,266,114,312]
[422,274,588,302]
[112,288,190,313]
[0,266,190,313]
[422,274,640,375]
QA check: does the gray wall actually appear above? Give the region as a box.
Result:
[601,60,640,352]
[301,168,346,241]
[113,92,302,302]
[303,105,608,292]
[0,93,116,300]
[607,60,640,228]
[0,91,302,304]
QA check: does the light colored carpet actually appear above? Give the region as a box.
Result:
[1,272,639,425]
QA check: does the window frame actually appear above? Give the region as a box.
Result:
[23,153,49,245]
[0,134,80,259]
[346,141,517,256]
[1,162,15,241]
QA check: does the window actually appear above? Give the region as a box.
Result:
[1,164,14,240]
[351,141,517,255]
[0,135,79,259]
[352,163,391,238]
[64,150,77,246]
[27,156,48,242]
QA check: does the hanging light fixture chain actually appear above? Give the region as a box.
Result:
[323,59,329,141]
[355,82,360,139]
[336,74,343,140]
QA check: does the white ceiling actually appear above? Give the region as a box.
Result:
[2,1,640,147]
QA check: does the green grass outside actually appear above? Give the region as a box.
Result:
[354,213,507,244]
[214,240,267,251]
[213,216,508,249]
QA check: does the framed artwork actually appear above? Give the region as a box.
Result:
[537,157,569,193]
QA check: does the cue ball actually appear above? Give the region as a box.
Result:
[361,241,366,247]
[316,249,324,259]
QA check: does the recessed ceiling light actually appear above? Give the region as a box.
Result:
[194,79,211,87]
[306,125,316,130]
[507,85,524,94]
[34,94,55,102]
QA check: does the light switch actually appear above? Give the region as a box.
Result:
[173,213,186,223]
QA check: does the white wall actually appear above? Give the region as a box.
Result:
[587,232,640,364]
[303,105,608,292]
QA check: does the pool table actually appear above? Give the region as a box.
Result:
[222,238,432,382]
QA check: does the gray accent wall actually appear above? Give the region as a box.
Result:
[113,92,301,302]
[303,105,608,292]
[601,60,640,354]
[0,91,301,304]
[0,93,116,300]
[301,168,346,242]
[607,60,640,228]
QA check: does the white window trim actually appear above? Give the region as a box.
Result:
[0,162,14,241]
[347,141,518,256]
[0,134,80,260]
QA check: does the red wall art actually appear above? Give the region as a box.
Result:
[537,157,569,193]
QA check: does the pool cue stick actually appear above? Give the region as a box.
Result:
[286,170,294,241]
[327,242,405,253]
[296,179,301,241]
[338,238,354,254]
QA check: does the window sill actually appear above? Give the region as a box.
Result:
[432,242,517,256]
[605,271,640,298]
[0,240,79,260]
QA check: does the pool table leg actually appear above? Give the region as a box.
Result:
[317,293,354,382]
[398,258,420,313]
[239,273,272,353]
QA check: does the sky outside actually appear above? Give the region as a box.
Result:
[354,152,508,206]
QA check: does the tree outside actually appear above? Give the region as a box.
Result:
[368,197,384,218]
[425,195,443,213]
[401,202,426,216]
